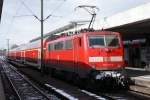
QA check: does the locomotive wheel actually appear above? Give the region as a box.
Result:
[72,74,81,86]
[44,66,49,75]
[121,77,129,90]
[64,72,72,82]
[117,75,129,90]
[85,78,96,90]
[117,69,129,90]
[49,68,56,77]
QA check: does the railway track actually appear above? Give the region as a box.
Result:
[3,58,115,100]
[1,57,150,100]
[0,58,52,100]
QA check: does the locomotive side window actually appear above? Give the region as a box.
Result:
[65,40,73,49]
[89,35,105,47]
[54,41,64,50]
[48,40,73,50]
[48,44,54,50]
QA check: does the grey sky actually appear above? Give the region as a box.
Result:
[0,0,150,49]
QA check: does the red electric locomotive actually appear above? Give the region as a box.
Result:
[45,31,127,85]
[8,30,128,87]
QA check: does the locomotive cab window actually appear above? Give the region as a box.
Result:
[105,35,119,47]
[89,35,105,47]
[88,35,119,47]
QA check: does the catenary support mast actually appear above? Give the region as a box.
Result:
[7,39,9,57]
[41,0,44,73]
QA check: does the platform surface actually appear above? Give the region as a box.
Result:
[126,67,150,88]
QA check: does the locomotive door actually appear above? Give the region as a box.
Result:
[73,37,79,73]
[21,51,23,61]
[21,51,24,63]
[38,48,41,69]
[23,51,25,63]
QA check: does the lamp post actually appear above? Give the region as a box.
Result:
[7,39,9,57]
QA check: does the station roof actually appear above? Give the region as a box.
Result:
[101,2,150,40]
[0,0,3,21]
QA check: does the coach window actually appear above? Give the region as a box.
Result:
[78,38,82,47]
[65,40,73,49]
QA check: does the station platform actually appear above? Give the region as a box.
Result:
[125,67,150,95]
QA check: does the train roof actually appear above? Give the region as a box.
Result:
[46,30,121,43]
[10,36,50,51]
[30,21,88,43]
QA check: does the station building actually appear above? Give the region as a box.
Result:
[101,2,150,70]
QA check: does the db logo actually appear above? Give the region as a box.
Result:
[104,57,110,62]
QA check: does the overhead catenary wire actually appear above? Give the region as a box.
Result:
[5,0,69,50]
[13,15,35,17]
[6,0,68,36]
[17,0,67,21]
[17,0,70,25]
[5,1,25,50]
[43,0,67,21]
[75,5,99,29]
[18,0,40,21]
[6,0,23,36]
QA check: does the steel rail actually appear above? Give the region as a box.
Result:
[1,59,50,100]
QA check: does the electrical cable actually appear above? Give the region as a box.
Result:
[6,1,23,35]
[44,0,67,21]
[18,0,39,20]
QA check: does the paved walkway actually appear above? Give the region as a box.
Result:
[125,67,150,88]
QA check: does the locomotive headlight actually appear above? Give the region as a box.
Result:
[89,57,103,62]
[117,65,121,68]
[91,65,96,69]
[110,56,122,62]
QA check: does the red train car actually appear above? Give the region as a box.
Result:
[8,30,128,87]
